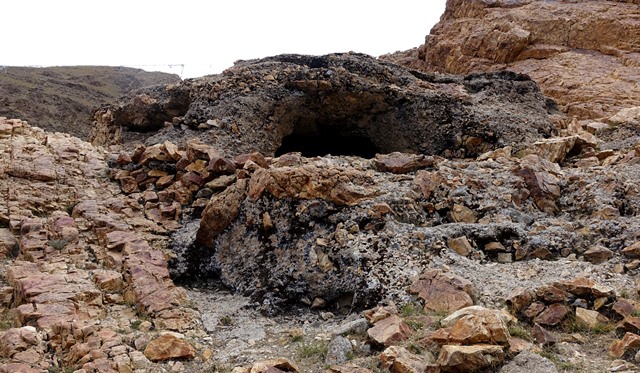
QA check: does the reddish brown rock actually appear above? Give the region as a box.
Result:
[234,152,268,168]
[438,306,511,346]
[505,287,533,314]
[535,285,571,303]
[617,316,640,334]
[447,236,472,257]
[613,299,640,318]
[555,277,615,298]
[436,344,504,373]
[622,242,640,258]
[408,270,474,313]
[248,358,299,372]
[448,204,477,223]
[380,346,435,373]
[534,304,570,326]
[196,179,247,248]
[531,323,556,346]
[186,140,219,162]
[414,171,444,199]
[584,245,614,264]
[92,270,124,293]
[514,167,560,214]
[610,332,640,358]
[0,327,40,358]
[143,334,195,362]
[367,314,412,347]
[363,305,397,324]
[374,152,436,174]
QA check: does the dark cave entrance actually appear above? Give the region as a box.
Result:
[275,131,380,158]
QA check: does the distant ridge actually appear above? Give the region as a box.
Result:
[0,66,180,139]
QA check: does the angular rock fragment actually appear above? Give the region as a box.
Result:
[380,346,435,373]
[408,270,474,313]
[367,315,412,347]
[143,334,195,362]
[436,344,504,373]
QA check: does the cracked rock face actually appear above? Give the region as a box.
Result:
[92,53,557,159]
[384,0,640,121]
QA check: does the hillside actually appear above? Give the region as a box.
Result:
[0,66,180,139]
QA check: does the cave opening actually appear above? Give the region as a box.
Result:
[275,131,380,158]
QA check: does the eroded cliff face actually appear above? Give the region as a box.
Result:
[384,0,640,121]
[92,53,558,158]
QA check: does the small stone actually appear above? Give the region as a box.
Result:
[575,307,609,329]
[532,323,555,346]
[202,348,213,361]
[447,236,472,257]
[321,312,335,320]
[438,306,511,346]
[311,298,326,309]
[249,358,299,373]
[623,242,640,258]
[613,299,640,318]
[449,204,477,223]
[334,318,369,336]
[583,245,613,264]
[484,242,506,252]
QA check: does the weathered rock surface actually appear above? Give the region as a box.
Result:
[385,0,640,122]
[408,270,474,313]
[92,53,556,159]
[0,118,199,372]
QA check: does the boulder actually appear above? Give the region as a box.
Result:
[533,304,570,326]
[380,346,435,373]
[143,334,196,362]
[575,307,609,330]
[438,306,511,346]
[408,270,474,313]
[367,315,413,347]
[437,344,505,373]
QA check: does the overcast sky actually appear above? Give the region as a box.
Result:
[3,1,446,78]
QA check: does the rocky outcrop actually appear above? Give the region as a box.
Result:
[0,118,199,372]
[92,53,557,158]
[384,0,640,123]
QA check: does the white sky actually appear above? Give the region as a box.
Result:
[3,1,446,78]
